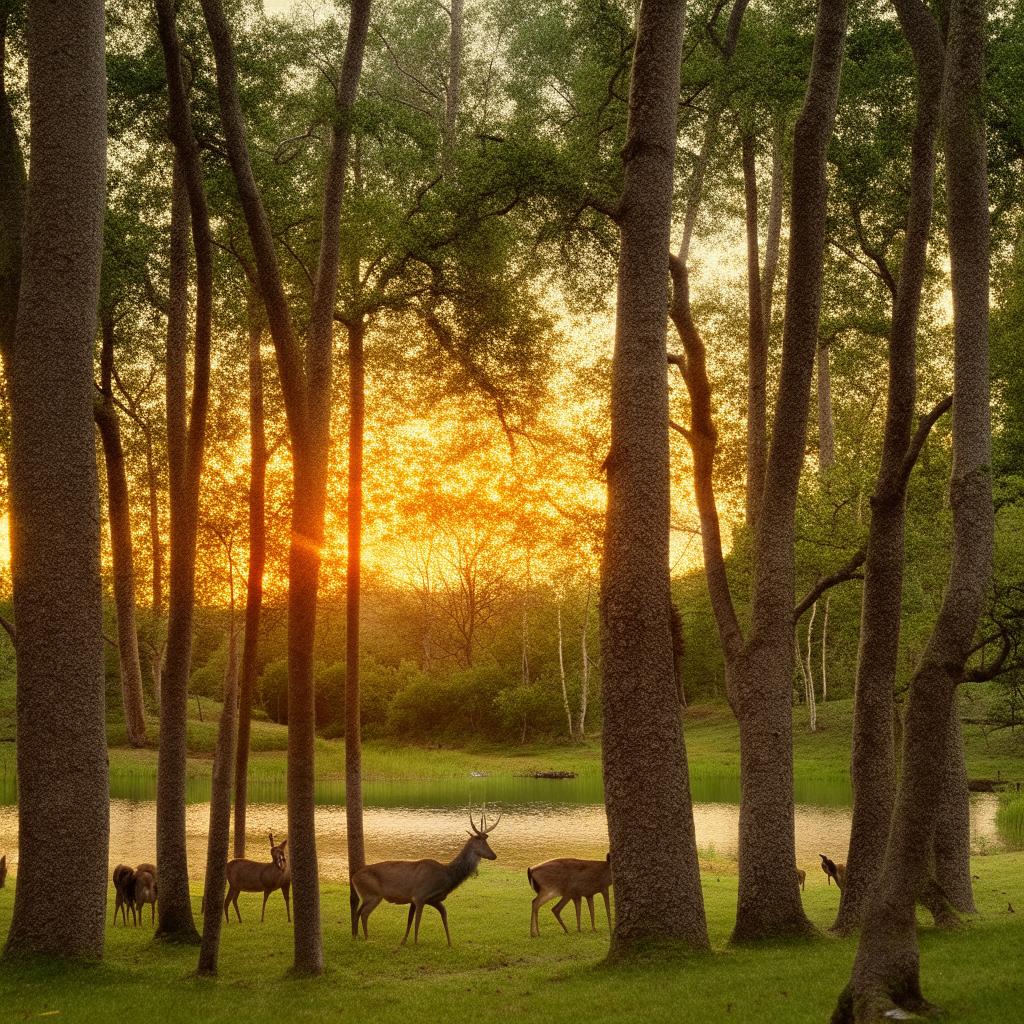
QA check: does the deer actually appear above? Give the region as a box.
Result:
[820,854,846,890]
[112,864,138,925]
[0,854,6,889]
[527,853,612,937]
[134,863,158,924]
[350,805,501,946]
[796,868,806,890]
[224,833,291,923]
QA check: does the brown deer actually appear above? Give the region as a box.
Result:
[796,868,806,890]
[0,853,7,889]
[134,863,158,924]
[112,864,138,925]
[820,854,846,889]
[224,833,291,923]
[527,853,612,937]
[350,806,501,946]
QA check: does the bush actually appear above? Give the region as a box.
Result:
[259,658,288,724]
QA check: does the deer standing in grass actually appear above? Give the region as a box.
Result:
[134,862,158,924]
[224,833,290,923]
[820,854,846,889]
[113,864,137,925]
[527,854,612,937]
[350,806,501,946]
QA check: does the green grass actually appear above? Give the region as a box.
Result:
[997,792,1024,849]
[0,854,1021,1023]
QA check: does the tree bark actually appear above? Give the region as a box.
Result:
[601,0,708,955]
[233,288,267,858]
[741,133,768,527]
[0,8,25,379]
[578,579,592,738]
[345,316,366,876]
[832,0,992,1016]
[732,0,847,943]
[833,0,945,936]
[557,604,574,739]
[2,0,108,961]
[932,704,976,913]
[199,0,372,974]
[198,622,240,975]
[95,315,148,748]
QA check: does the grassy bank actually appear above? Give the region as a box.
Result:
[0,854,1021,1023]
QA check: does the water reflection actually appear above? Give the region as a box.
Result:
[0,792,1005,881]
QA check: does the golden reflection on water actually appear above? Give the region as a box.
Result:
[0,795,1005,881]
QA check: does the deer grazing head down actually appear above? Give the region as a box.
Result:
[350,803,502,947]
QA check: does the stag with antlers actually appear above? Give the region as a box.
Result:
[350,805,501,946]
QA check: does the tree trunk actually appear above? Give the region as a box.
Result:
[154,0,216,944]
[95,316,148,748]
[732,0,847,943]
[821,593,830,701]
[345,317,366,876]
[741,133,768,527]
[443,0,463,171]
[557,604,574,739]
[199,0,372,972]
[833,0,945,936]
[761,118,785,334]
[233,289,266,858]
[816,339,835,472]
[600,0,708,955]
[0,9,25,379]
[2,0,108,961]
[932,704,976,913]
[198,622,240,975]
[832,1,992,1015]
[578,579,592,738]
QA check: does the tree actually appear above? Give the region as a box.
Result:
[198,0,372,975]
[832,0,992,1014]
[600,0,708,954]
[2,0,109,960]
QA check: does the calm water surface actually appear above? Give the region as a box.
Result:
[0,780,1005,880]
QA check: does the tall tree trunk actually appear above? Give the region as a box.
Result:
[833,0,945,936]
[821,593,830,701]
[95,315,148,748]
[557,604,574,739]
[732,0,847,943]
[578,579,592,738]
[761,118,785,334]
[0,8,25,379]
[2,0,108,961]
[233,288,266,858]
[832,1,992,1015]
[199,0,372,974]
[816,339,835,472]
[932,704,976,912]
[345,316,366,876]
[601,0,708,955]
[198,622,240,975]
[741,133,768,527]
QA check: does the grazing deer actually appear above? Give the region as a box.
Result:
[527,853,612,937]
[134,863,158,924]
[224,833,291,923]
[796,868,806,890]
[0,854,6,889]
[113,864,138,925]
[350,805,501,946]
[820,854,846,890]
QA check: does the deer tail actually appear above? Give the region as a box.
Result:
[527,867,539,894]
[350,883,360,937]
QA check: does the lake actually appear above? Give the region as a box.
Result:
[0,771,1007,880]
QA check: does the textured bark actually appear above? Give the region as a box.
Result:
[816,340,835,472]
[601,0,708,955]
[577,581,592,738]
[2,0,109,961]
[741,133,768,527]
[833,0,945,936]
[345,317,366,876]
[233,289,266,859]
[198,625,240,975]
[732,0,847,943]
[95,316,148,748]
[761,119,785,334]
[932,705,976,913]
[832,0,992,1016]
[0,9,25,378]
[199,0,372,974]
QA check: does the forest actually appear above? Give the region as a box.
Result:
[0,0,1022,1022]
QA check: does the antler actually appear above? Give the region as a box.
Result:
[483,804,502,832]
[468,804,484,836]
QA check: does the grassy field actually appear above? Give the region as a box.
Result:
[0,854,1021,1023]
[3,681,1020,794]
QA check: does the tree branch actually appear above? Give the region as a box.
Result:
[794,546,867,620]
[898,394,953,484]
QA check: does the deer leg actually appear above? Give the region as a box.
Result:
[232,892,242,923]
[401,903,415,945]
[360,895,381,939]
[586,895,596,930]
[601,889,611,930]
[530,892,551,938]
[413,902,425,944]
[551,896,571,934]
[429,900,451,948]
[261,889,271,922]
[282,882,291,923]
[573,896,582,932]
[224,889,232,923]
